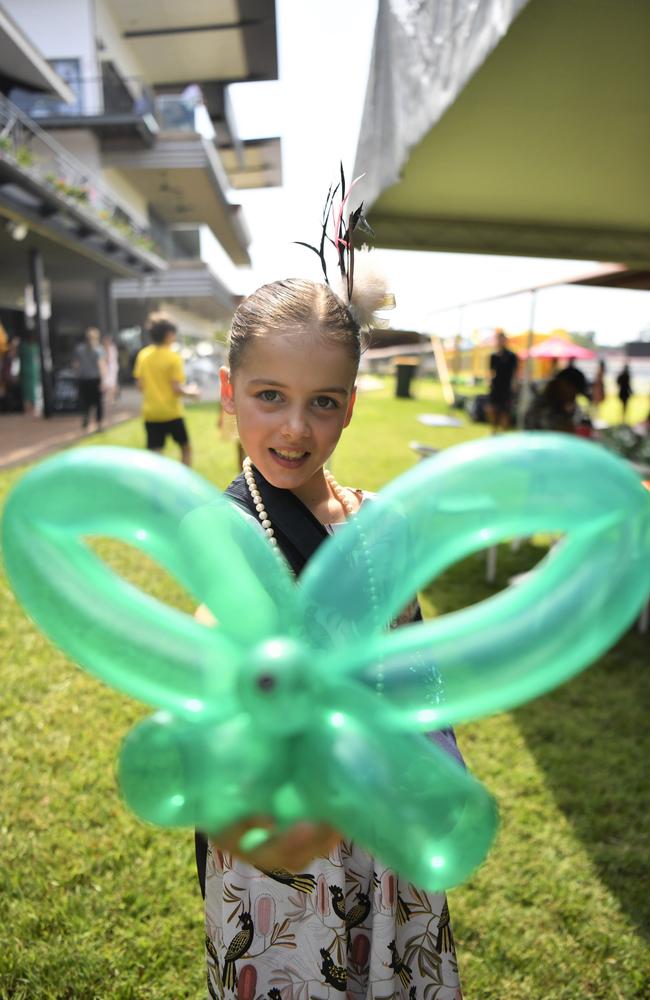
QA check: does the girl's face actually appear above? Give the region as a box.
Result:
[219,329,357,493]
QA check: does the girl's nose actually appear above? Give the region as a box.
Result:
[281,408,309,440]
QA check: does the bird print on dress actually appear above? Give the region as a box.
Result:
[255,865,316,894]
[320,946,348,991]
[206,934,223,999]
[395,889,412,926]
[388,939,413,988]
[222,911,254,990]
[267,990,282,1000]
[329,887,371,930]
[435,898,454,954]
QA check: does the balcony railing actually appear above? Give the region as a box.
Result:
[10,76,216,141]
[0,93,163,260]
[9,74,156,122]
[154,95,216,140]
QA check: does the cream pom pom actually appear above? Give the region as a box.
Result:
[332,246,396,329]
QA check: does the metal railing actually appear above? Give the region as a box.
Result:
[9,74,155,121]
[155,95,216,139]
[10,75,215,140]
[0,93,162,257]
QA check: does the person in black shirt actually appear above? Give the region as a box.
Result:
[486,330,518,431]
[616,364,633,422]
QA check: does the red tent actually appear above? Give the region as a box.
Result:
[523,337,596,360]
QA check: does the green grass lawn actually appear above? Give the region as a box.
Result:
[1,379,648,999]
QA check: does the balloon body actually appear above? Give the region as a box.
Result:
[2,436,649,890]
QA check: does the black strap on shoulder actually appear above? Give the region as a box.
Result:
[225,466,328,577]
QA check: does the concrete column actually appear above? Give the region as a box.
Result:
[97,278,118,339]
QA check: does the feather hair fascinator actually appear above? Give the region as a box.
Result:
[334,244,396,330]
[295,164,395,330]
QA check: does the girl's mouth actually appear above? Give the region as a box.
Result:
[269,447,310,469]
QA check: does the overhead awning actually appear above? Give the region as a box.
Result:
[106,0,278,89]
[0,7,76,102]
[566,264,650,291]
[355,0,650,267]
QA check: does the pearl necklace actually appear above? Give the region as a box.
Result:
[242,456,385,694]
[243,457,355,544]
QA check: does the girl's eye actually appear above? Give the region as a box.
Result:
[314,396,338,410]
[258,390,281,403]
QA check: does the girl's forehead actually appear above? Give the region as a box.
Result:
[237,330,357,384]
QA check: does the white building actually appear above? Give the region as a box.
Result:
[0,0,280,408]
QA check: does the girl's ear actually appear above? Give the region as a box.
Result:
[343,386,357,429]
[219,366,236,414]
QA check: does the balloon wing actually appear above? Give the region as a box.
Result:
[119,711,289,831]
[298,683,498,890]
[178,501,297,647]
[300,435,650,717]
[2,448,270,720]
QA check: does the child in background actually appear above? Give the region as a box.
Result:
[133,313,199,466]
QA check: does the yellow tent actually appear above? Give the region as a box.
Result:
[443,329,574,382]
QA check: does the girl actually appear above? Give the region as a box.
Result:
[196,275,464,1000]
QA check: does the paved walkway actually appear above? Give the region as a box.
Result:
[0,387,142,471]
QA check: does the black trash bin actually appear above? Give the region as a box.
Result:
[394,357,419,398]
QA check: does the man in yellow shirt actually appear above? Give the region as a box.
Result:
[133,313,198,466]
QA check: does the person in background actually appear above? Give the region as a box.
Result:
[133,313,199,466]
[19,332,40,416]
[486,329,518,431]
[101,334,119,405]
[590,359,606,418]
[616,364,633,423]
[0,322,10,407]
[73,327,105,432]
[0,336,21,412]
[562,357,589,399]
[524,369,580,433]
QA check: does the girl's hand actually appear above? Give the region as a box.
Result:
[196,608,340,869]
[210,816,341,871]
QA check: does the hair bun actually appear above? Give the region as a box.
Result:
[332,246,395,329]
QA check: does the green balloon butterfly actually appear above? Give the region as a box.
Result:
[2,435,649,890]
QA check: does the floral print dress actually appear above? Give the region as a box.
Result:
[204,505,463,1000]
[205,838,462,1000]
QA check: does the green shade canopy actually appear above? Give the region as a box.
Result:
[355,0,650,266]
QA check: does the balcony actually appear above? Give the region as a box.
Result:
[112,224,236,325]
[9,76,227,150]
[103,111,251,267]
[11,76,252,266]
[8,72,159,148]
[220,136,282,190]
[0,94,166,277]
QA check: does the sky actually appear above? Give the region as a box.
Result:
[213,0,650,347]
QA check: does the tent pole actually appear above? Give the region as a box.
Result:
[431,335,456,406]
[516,289,537,428]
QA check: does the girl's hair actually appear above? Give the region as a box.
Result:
[228,279,361,371]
